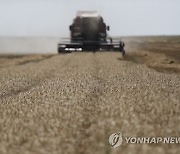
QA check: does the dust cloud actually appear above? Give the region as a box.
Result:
[0,37,59,54]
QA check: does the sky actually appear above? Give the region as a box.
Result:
[0,0,180,37]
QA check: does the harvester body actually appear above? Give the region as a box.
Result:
[58,11,125,55]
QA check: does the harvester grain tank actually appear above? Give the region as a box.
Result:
[58,11,125,56]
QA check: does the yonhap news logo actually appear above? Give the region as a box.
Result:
[109,132,180,148]
[109,132,123,148]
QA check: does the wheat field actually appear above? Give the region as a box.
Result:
[0,36,179,154]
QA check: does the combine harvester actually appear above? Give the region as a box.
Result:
[58,11,125,56]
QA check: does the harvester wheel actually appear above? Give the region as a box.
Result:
[122,49,125,57]
[119,41,125,57]
[58,47,66,53]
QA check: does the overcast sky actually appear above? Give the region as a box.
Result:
[0,0,180,37]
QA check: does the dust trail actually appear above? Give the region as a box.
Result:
[0,37,59,54]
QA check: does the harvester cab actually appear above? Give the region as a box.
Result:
[58,11,125,56]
